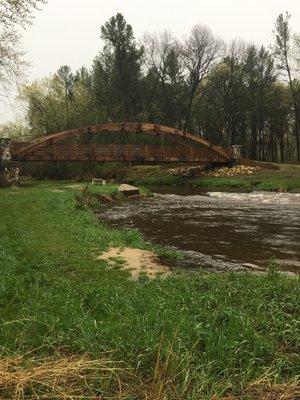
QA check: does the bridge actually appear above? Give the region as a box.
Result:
[1,122,233,164]
[1,123,238,186]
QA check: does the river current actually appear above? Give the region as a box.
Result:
[98,188,300,274]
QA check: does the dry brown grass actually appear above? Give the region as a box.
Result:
[0,354,137,399]
[222,379,300,400]
[1,354,299,400]
[0,353,179,400]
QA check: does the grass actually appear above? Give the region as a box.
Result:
[0,181,299,399]
[126,163,300,192]
[20,162,300,191]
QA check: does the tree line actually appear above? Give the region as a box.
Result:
[2,11,300,162]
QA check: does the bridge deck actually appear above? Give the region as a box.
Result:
[11,142,229,163]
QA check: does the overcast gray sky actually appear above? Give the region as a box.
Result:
[1,0,300,124]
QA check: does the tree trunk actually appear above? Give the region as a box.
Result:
[286,59,300,160]
[279,134,285,162]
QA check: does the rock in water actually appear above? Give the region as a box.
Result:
[118,184,140,196]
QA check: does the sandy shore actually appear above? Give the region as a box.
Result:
[98,247,170,279]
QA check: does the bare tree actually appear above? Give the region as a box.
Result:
[143,31,181,82]
[182,24,224,130]
[143,31,184,125]
[0,0,46,27]
[0,0,46,95]
[0,30,26,93]
[273,12,300,160]
[294,34,300,74]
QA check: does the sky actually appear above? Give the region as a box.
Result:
[1,0,300,124]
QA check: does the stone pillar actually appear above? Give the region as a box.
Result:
[230,145,242,160]
[0,165,20,188]
[0,138,20,188]
[0,138,12,162]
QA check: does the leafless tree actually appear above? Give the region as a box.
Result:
[182,24,224,130]
[226,39,248,63]
[0,0,46,95]
[0,0,46,27]
[0,30,27,93]
[142,31,184,124]
[143,31,181,83]
[294,34,300,75]
[273,12,300,160]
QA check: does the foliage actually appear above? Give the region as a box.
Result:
[7,12,300,162]
[94,13,144,121]
[0,119,31,140]
[20,71,96,136]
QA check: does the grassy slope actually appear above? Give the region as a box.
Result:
[126,163,300,191]
[0,181,299,398]
[21,162,300,191]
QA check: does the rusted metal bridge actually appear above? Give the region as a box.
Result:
[1,122,233,164]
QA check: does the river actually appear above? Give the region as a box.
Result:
[97,187,300,274]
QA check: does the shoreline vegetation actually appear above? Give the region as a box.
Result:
[0,180,299,399]
[19,161,300,192]
[125,162,300,192]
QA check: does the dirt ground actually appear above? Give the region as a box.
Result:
[98,247,170,279]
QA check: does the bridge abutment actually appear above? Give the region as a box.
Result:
[230,145,242,160]
[0,138,20,188]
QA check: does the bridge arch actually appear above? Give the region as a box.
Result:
[14,122,231,161]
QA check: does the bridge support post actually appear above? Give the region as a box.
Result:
[230,145,242,160]
[0,138,20,188]
[0,138,12,162]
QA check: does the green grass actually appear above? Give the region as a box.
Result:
[20,162,300,192]
[127,163,300,192]
[0,181,299,398]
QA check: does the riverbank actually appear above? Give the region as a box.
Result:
[0,181,299,399]
[126,163,300,192]
[19,161,300,192]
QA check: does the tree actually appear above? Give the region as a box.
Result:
[92,51,118,122]
[295,34,300,66]
[221,40,248,148]
[267,83,291,162]
[72,67,97,128]
[244,45,276,159]
[0,0,46,93]
[194,40,248,148]
[195,54,247,147]
[20,66,96,136]
[0,119,31,140]
[0,0,46,27]
[98,13,143,121]
[21,77,68,135]
[0,30,26,93]
[56,66,74,129]
[195,41,279,160]
[143,31,186,126]
[16,12,299,162]
[273,12,300,160]
[182,24,224,130]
